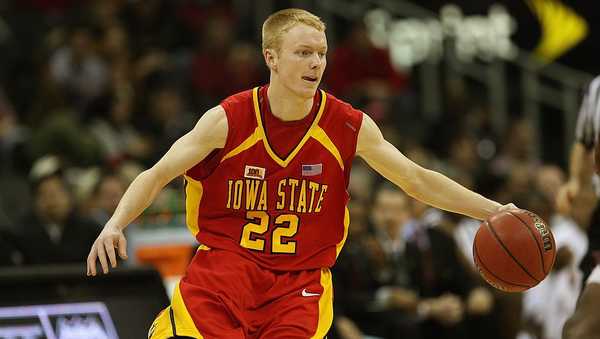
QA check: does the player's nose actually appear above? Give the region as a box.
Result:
[309,53,323,69]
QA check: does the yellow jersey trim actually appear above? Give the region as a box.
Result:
[310,268,333,339]
[252,87,327,168]
[335,207,350,258]
[171,282,204,338]
[149,284,204,338]
[310,126,345,170]
[184,175,203,236]
[220,127,263,163]
[197,244,211,251]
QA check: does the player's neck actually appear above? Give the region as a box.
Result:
[266,82,314,122]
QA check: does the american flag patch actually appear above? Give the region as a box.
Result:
[301,164,322,176]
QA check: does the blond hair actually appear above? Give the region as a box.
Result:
[262,8,326,52]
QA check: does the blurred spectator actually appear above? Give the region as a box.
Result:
[88,89,151,165]
[534,165,565,204]
[121,0,188,53]
[333,199,382,339]
[49,24,109,109]
[348,160,377,203]
[338,184,492,339]
[86,170,127,226]
[28,57,68,126]
[12,156,100,265]
[452,213,523,339]
[334,186,422,339]
[0,86,28,170]
[0,87,31,226]
[435,134,481,191]
[27,108,103,166]
[448,135,480,176]
[368,186,422,336]
[0,227,23,266]
[139,79,195,164]
[0,8,13,77]
[494,162,535,206]
[90,0,123,30]
[492,118,539,179]
[226,42,265,93]
[190,14,264,104]
[18,0,82,16]
[325,21,408,103]
[99,23,130,66]
[405,199,493,339]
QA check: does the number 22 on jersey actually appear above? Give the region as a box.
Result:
[241,211,299,254]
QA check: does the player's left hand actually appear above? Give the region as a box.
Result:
[87,224,128,276]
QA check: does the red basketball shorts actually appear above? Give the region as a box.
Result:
[148,246,333,339]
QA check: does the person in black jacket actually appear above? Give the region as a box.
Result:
[333,187,422,339]
[12,156,100,265]
[407,198,499,339]
[333,185,494,339]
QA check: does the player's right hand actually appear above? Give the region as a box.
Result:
[556,180,580,215]
[87,224,128,276]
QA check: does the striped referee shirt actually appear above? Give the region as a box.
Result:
[576,75,600,150]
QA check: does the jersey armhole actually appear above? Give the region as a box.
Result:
[219,103,236,154]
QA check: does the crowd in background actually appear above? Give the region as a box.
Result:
[0,1,597,339]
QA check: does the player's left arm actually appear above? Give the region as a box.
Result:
[356,113,510,220]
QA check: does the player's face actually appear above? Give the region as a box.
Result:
[274,24,327,98]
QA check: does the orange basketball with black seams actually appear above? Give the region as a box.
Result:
[473,209,556,292]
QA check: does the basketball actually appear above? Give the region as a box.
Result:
[473,209,556,292]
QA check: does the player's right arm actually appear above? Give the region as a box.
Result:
[87,105,228,276]
[356,113,509,220]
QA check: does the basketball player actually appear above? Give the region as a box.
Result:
[558,75,600,339]
[87,9,515,338]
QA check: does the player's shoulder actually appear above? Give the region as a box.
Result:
[221,88,255,109]
[323,90,352,110]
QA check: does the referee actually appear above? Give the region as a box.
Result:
[558,76,600,339]
[556,75,600,278]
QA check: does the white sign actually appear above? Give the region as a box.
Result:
[0,302,118,339]
[364,4,518,69]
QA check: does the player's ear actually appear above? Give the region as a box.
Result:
[264,48,278,72]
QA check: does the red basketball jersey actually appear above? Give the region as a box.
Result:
[184,86,363,271]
